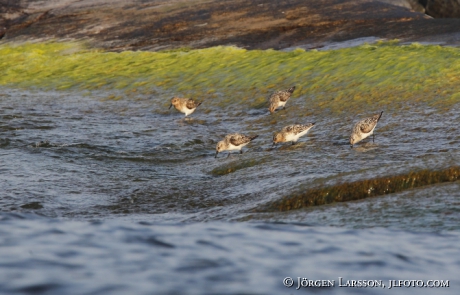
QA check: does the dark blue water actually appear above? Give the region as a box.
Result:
[1,213,459,295]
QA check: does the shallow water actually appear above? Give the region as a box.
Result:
[0,87,459,294]
[1,88,458,222]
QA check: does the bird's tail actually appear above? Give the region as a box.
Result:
[288,86,296,93]
[194,95,208,107]
[250,135,259,141]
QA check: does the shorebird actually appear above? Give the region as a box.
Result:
[349,111,383,148]
[169,97,202,117]
[215,133,258,158]
[268,86,296,113]
[273,123,315,146]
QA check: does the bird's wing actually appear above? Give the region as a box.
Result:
[278,91,291,102]
[230,134,251,146]
[359,115,380,133]
[185,99,194,109]
[186,99,200,109]
[292,124,312,135]
[282,125,295,133]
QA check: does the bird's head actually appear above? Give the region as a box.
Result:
[169,97,180,109]
[273,133,283,145]
[349,134,359,147]
[216,141,225,152]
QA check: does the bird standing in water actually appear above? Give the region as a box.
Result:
[349,111,383,148]
[268,86,296,113]
[273,123,316,146]
[169,97,202,117]
[215,133,259,158]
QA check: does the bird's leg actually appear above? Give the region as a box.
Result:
[373,134,375,143]
[283,106,286,110]
[292,141,295,145]
[240,150,243,154]
[227,153,231,158]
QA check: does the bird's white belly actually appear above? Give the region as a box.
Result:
[278,100,287,108]
[287,129,310,142]
[182,107,195,116]
[359,125,376,141]
[285,133,297,142]
[227,143,246,151]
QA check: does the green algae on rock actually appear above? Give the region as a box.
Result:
[1,41,460,112]
[211,158,270,176]
[261,166,460,212]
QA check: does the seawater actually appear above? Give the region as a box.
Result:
[1,213,459,295]
[0,87,459,294]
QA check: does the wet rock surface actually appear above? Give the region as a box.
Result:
[1,0,460,51]
[425,0,460,18]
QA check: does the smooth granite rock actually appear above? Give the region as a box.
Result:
[0,0,459,50]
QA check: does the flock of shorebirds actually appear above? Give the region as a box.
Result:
[169,86,383,158]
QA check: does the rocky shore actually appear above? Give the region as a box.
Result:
[1,0,460,51]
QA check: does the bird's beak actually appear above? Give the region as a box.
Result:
[215,151,219,158]
[169,104,173,109]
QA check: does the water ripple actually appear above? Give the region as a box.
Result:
[0,215,458,294]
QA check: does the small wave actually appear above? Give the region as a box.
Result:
[0,138,10,148]
[0,216,459,294]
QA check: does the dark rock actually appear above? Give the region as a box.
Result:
[0,26,5,39]
[379,0,425,13]
[20,202,43,209]
[425,0,460,18]
[0,0,459,50]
